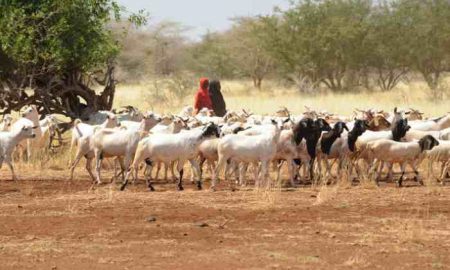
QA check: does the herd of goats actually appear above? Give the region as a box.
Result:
[1,105,450,191]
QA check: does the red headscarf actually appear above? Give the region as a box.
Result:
[194,78,213,114]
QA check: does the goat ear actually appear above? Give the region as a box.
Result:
[394,107,398,113]
[343,124,349,131]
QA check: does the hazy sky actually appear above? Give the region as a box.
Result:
[117,0,290,39]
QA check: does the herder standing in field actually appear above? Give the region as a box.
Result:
[209,80,226,117]
[194,77,213,115]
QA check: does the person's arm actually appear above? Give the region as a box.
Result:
[193,92,201,115]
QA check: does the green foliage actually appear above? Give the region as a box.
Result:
[255,0,450,95]
[187,32,236,79]
[364,1,411,90]
[0,0,147,76]
[0,0,147,117]
[395,0,450,94]
[259,0,372,91]
[226,17,274,88]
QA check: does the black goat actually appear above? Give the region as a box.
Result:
[293,118,332,181]
[320,122,349,155]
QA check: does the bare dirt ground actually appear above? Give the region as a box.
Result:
[0,167,450,270]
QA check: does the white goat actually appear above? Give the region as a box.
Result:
[273,129,310,187]
[0,121,36,180]
[119,113,161,132]
[92,127,147,185]
[426,140,450,185]
[408,114,450,131]
[316,120,369,181]
[114,106,144,122]
[213,121,280,190]
[69,114,119,180]
[0,114,13,131]
[367,135,439,186]
[196,138,220,181]
[121,123,220,191]
[179,106,194,118]
[11,105,43,160]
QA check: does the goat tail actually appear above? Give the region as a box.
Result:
[73,119,83,137]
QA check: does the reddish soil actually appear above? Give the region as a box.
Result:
[0,168,450,269]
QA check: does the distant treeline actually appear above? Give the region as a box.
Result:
[117,0,450,98]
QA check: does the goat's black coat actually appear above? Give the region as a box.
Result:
[320,122,349,155]
[348,120,370,152]
[201,122,221,139]
[391,118,411,141]
[293,118,332,180]
[293,118,315,145]
[209,80,227,117]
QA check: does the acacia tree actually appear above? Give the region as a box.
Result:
[258,0,371,92]
[0,0,145,119]
[365,2,410,91]
[396,0,450,98]
[187,32,235,79]
[226,17,274,88]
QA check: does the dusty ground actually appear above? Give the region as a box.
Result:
[0,166,450,270]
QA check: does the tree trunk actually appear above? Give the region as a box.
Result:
[253,76,262,89]
[422,71,442,100]
[0,64,116,120]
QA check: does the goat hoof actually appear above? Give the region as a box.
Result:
[177,185,184,191]
[149,186,155,192]
[210,186,217,192]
